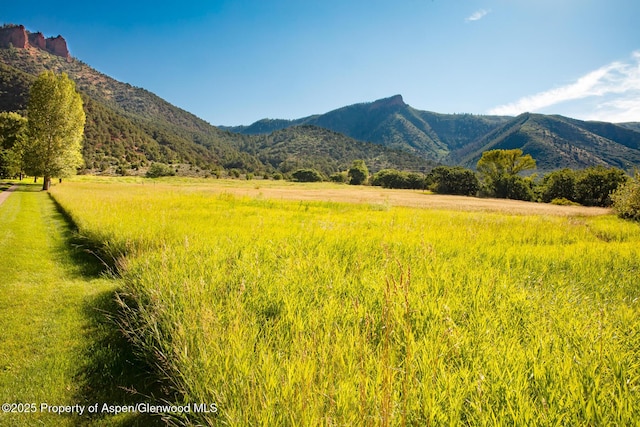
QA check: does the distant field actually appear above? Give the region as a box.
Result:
[50,177,639,425]
[68,176,610,216]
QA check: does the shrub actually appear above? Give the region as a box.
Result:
[329,171,348,183]
[428,166,479,196]
[145,163,176,178]
[550,197,581,206]
[371,169,409,189]
[347,160,369,185]
[540,169,577,203]
[484,175,534,201]
[574,166,627,207]
[371,169,427,189]
[291,168,324,182]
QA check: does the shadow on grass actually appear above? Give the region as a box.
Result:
[78,291,171,426]
[46,193,171,426]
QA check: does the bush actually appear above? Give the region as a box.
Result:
[291,169,324,182]
[428,166,479,196]
[371,169,427,189]
[145,163,176,178]
[372,169,409,189]
[329,171,348,183]
[348,160,369,185]
[612,172,640,221]
[484,175,534,201]
[550,197,581,206]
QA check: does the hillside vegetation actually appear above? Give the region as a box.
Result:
[226,96,640,172]
[0,46,426,175]
[4,32,640,176]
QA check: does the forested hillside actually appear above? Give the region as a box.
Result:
[3,24,640,176]
[227,95,640,172]
[1,36,425,176]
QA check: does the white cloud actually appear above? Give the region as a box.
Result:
[489,51,640,122]
[466,9,490,22]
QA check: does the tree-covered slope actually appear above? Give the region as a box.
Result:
[454,113,640,171]
[242,125,433,176]
[1,45,430,176]
[228,95,640,172]
[0,48,263,172]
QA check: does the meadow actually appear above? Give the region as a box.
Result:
[49,178,640,426]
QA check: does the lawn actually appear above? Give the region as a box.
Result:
[0,183,161,426]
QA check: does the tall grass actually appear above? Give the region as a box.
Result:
[51,180,640,425]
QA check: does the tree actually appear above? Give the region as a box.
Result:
[612,171,640,221]
[371,169,427,189]
[348,160,369,185]
[428,166,479,196]
[540,169,577,203]
[0,112,28,178]
[146,162,176,178]
[574,166,627,207]
[477,149,536,199]
[291,168,324,182]
[25,71,85,190]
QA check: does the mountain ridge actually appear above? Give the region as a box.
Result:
[224,96,640,172]
[0,28,426,175]
[2,25,640,175]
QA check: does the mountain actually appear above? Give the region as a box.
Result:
[0,25,261,173]
[1,25,427,176]
[453,113,640,171]
[224,95,512,162]
[237,124,433,176]
[3,24,640,176]
[619,122,640,133]
[226,96,640,172]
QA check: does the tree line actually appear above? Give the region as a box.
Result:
[289,149,640,221]
[1,72,638,221]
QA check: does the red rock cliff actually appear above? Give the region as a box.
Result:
[0,25,29,49]
[0,25,71,59]
[28,32,46,50]
[45,35,70,59]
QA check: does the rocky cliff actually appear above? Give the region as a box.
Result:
[0,25,70,59]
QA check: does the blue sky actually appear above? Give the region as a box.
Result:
[3,1,639,125]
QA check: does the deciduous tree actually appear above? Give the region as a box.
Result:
[0,111,28,178]
[25,71,85,190]
[348,159,369,185]
[477,149,536,199]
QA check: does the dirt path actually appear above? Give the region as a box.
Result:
[0,184,17,206]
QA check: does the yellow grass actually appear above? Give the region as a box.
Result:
[48,177,638,426]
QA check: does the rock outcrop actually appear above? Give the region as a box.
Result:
[0,24,71,59]
[0,25,28,49]
[45,35,69,58]
[369,94,407,111]
[28,31,46,50]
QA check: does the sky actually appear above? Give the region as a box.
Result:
[3,0,639,125]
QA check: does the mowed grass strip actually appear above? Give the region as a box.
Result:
[0,183,160,426]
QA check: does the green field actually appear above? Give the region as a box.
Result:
[0,183,163,426]
[19,178,640,425]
